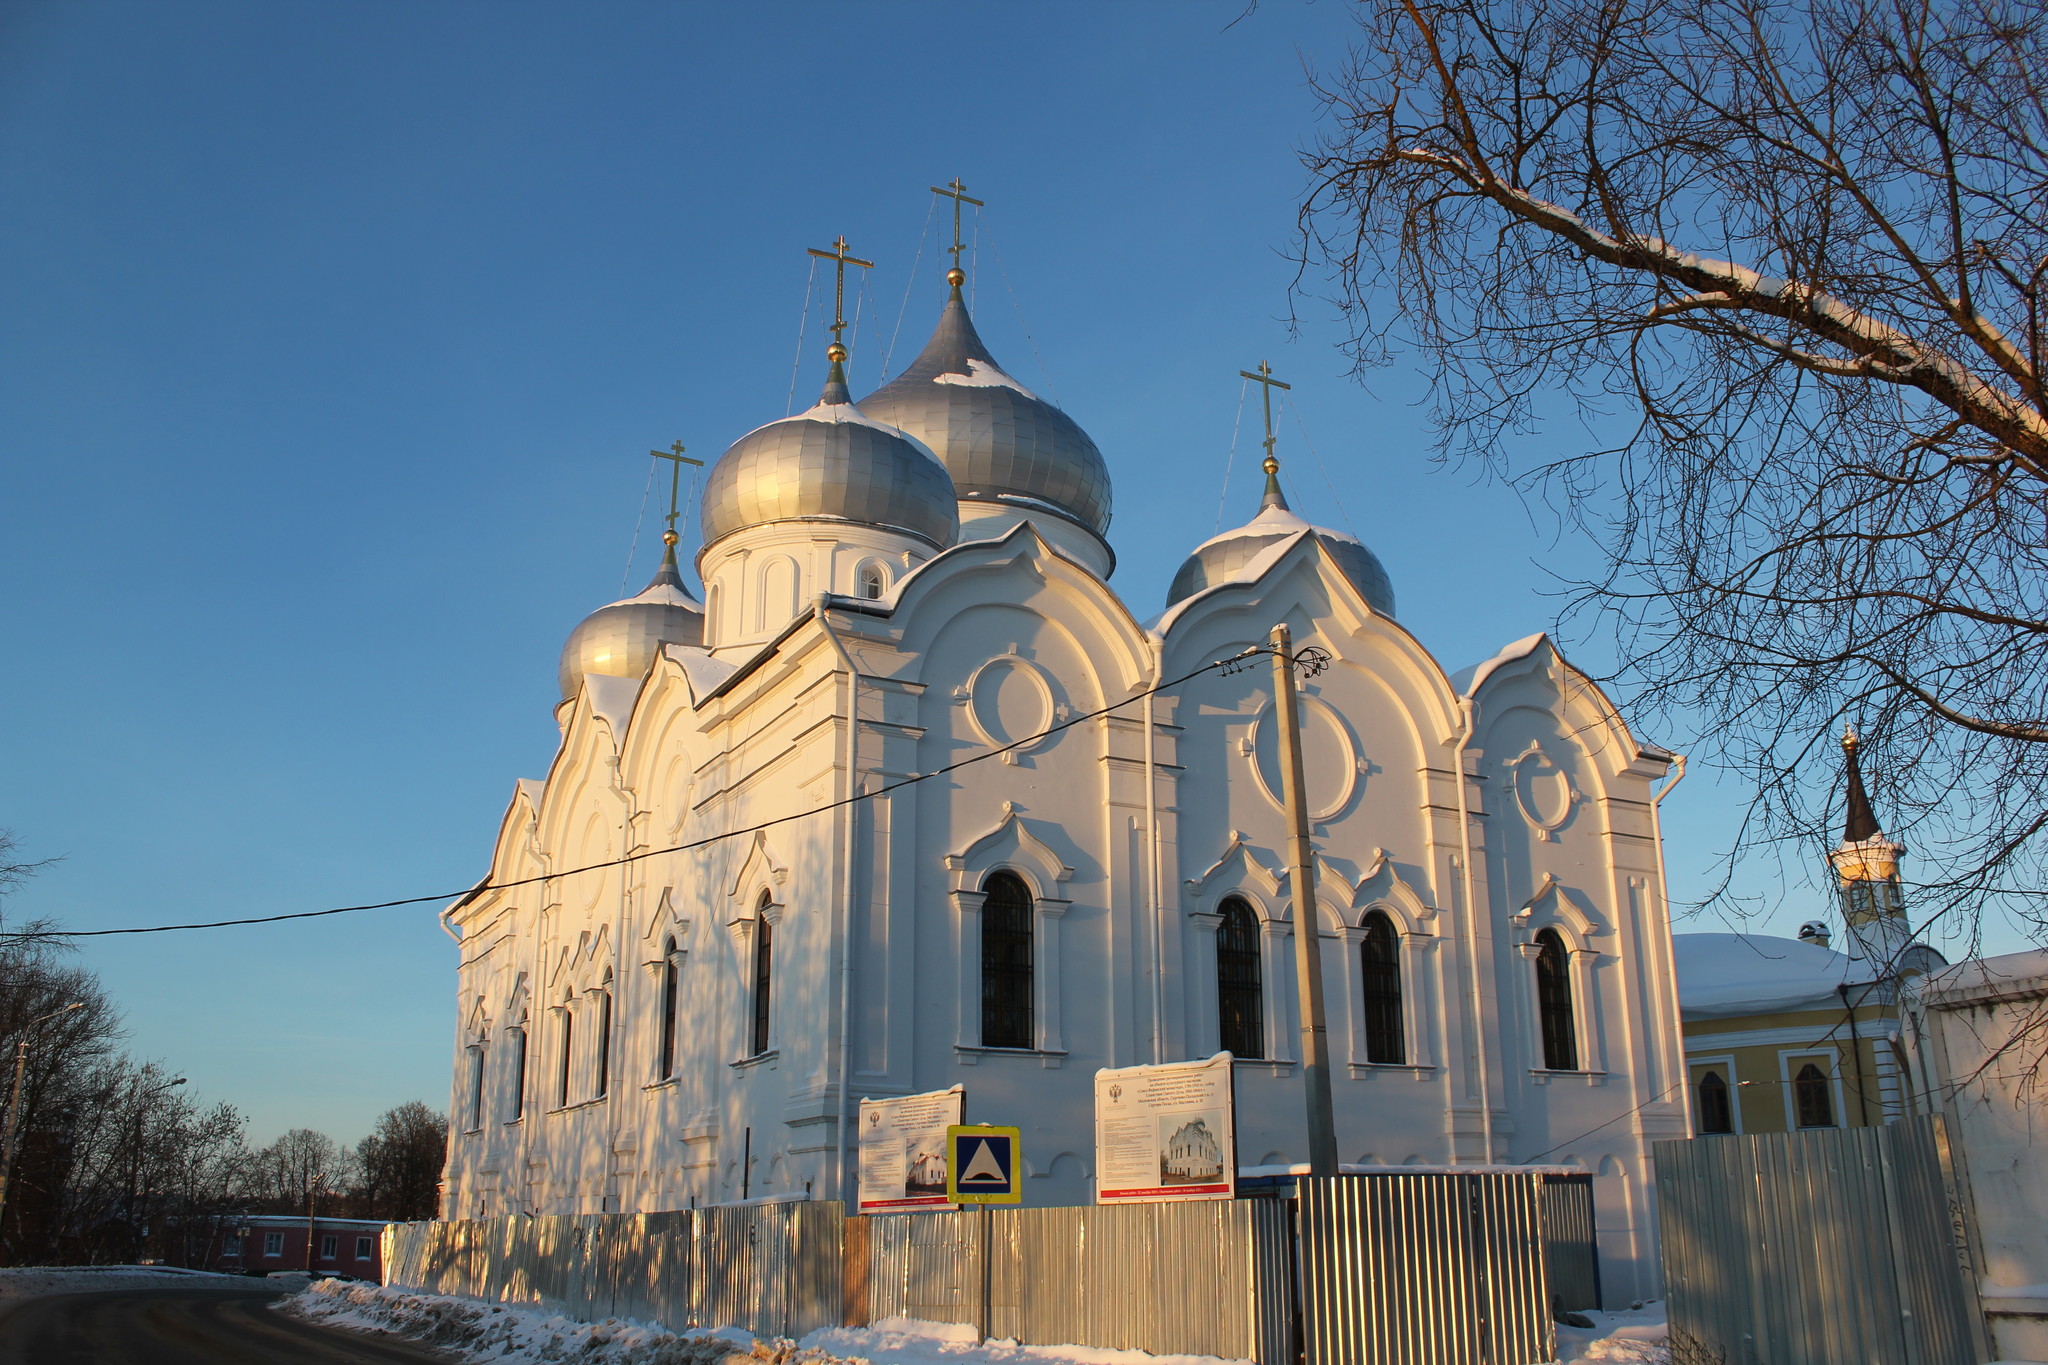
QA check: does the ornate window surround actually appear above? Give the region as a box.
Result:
[1513,875,1606,1075]
[945,804,1072,1063]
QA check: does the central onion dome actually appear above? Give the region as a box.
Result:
[1167,458,1396,616]
[858,272,1111,539]
[558,532,705,700]
[699,346,958,553]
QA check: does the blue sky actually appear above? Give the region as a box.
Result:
[2,1,2002,1147]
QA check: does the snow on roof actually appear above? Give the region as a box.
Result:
[1449,633,1550,697]
[514,779,545,816]
[1152,528,1314,635]
[598,580,700,612]
[661,644,737,702]
[727,400,938,455]
[931,358,1038,398]
[1913,947,2048,1010]
[1674,931,1874,1018]
[581,674,641,743]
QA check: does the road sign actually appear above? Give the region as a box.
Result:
[945,1124,1022,1205]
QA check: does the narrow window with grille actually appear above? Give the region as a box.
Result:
[1216,897,1264,1059]
[1696,1070,1734,1133]
[1360,912,1405,1064]
[1536,929,1579,1071]
[595,975,613,1098]
[980,872,1034,1049]
[556,1007,574,1107]
[1795,1062,1835,1127]
[751,895,774,1056]
[659,937,679,1079]
[509,1026,526,1120]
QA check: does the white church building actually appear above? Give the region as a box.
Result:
[439,249,1691,1298]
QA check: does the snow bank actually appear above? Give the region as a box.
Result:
[0,1264,252,1302]
[287,1281,781,1364]
[1553,1303,1669,1363]
[285,1284,1255,1365]
[290,1282,1666,1365]
[805,1317,1251,1365]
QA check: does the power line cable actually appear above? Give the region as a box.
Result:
[1217,377,1250,533]
[1285,394,1360,540]
[620,456,659,597]
[881,198,937,379]
[16,646,1270,941]
[981,219,1060,405]
[785,257,819,416]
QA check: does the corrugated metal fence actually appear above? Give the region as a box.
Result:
[381,1202,843,1340]
[1655,1115,1992,1365]
[1298,1173,1555,1365]
[857,1199,1294,1362]
[388,1174,1593,1363]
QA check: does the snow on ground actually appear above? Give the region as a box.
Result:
[288,1282,1668,1365]
[0,1264,252,1302]
[285,1284,1255,1365]
[1553,1303,1669,1364]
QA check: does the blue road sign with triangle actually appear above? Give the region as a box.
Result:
[945,1124,1022,1204]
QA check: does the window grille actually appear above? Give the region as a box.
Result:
[980,872,1035,1048]
[1361,911,1405,1063]
[1795,1061,1836,1127]
[319,1234,337,1260]
[659,937,679,1079]
[509,1026,526,1120]
[1216,897,1264,1059]
[465,1045,485,1130]
[1535,929,1579,1071]
[595,977,613,1098]
[264,1232,283,1257]
[1696,1069,1734,1133]
[751,894,774,1056]
[857,563,886,599]
[557,1008,574,1108]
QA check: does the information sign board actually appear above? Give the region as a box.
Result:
[945,1124,1022,1205]
[856,1087,964,1213]
[1094,1052,1236,1203]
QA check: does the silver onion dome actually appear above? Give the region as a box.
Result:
[858,277,1112,538]
[700,356,959,552]
[558,537,706,700]
[1166,463,1396,616]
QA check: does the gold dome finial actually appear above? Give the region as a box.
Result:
[827,341,848,363]
[649,439,703,553]
[1842,724,1860,754]
[931,178,984,291]
[1240,361,1293,512]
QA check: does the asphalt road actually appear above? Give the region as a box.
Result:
[0,1283,459,1365]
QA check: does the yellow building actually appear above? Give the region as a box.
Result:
[1673,731,1944,1135]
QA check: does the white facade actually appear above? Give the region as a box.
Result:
[439,282,1690,1302]
[1903,950,2048,1362]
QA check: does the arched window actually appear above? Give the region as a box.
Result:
[1361,912,1405,1064]
[981,872,1035,1049]
[659,936,679,1079]
[751,893,774,1057]
[1795,1062,1835,1128]
[508,1024,527,1121]
[556,1004,574,1108]
[1535,929,1578,1071]
[1696,1070,1733,1134]
[857,562,887,600]
[1216,897,1264,1059]
[465,1045,485,1130]
[595,974,613,1099]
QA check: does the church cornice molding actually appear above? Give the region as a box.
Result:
[943,802,1075,897]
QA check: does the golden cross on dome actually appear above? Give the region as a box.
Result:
[930,178,985,277]
[648,439,703,546]
[806,234,874,355]
[1238,360,1292,471]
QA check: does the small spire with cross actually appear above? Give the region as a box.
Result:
[806,234,875,372]
[1238,360,1293,510]
[930,178,983,291]
[648,439,704,562]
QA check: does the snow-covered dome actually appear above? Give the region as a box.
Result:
[558,540,704,701]
[1166,465,1396,616]
[700,356,959,554]
[858,278,1111,539]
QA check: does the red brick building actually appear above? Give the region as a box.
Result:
[210,1214,392,1280]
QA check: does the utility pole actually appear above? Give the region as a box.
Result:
[306,1173,324,1274]
[1270,622,1339,1177]
[0,1002,84,1236]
